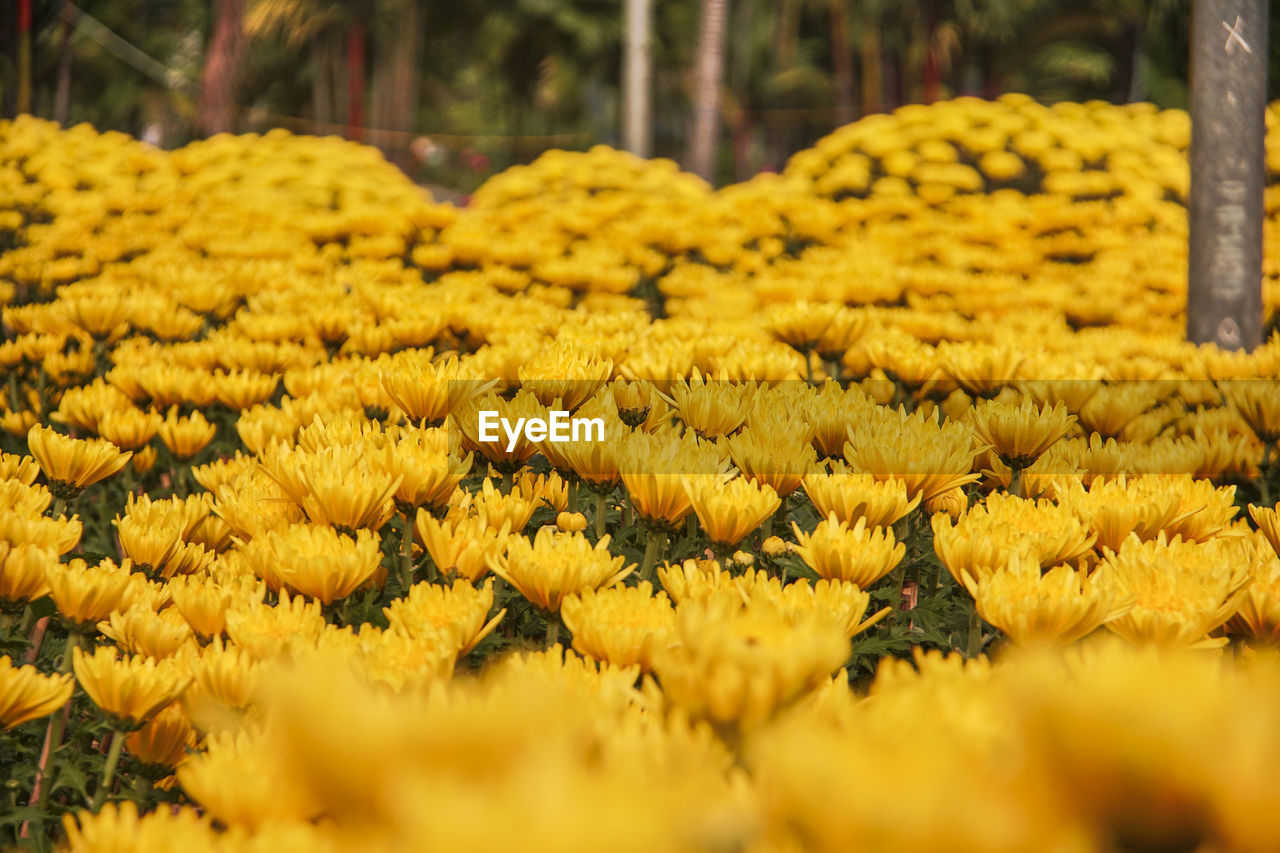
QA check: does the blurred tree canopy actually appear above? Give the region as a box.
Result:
[2,0,1275,188]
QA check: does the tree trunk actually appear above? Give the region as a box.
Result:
[346,20,366,141]
[17,0,32,115]
[312,34,333,127]
[686,0,728,182]
[860,24,882,114]
[198,0,245,135]
[623,0,653,157]
[921,0,941,103]
[53,0,74,125]
[387,1,420,168]
[830,0,855,126]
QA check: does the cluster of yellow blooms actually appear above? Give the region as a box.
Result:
[1,95,1280,851]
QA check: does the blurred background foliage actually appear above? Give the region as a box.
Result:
[1,0,1277,191]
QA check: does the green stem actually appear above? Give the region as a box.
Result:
[544,614,560,647]
[1009,465,1024,499]
[965,606,983,658]
[640,530,663,582]
[37,632,81,810]
[35,368,46,417]
[91,730,125,810]
[500,469,513,495]
[1261,442,1275,508]
[50,496,66,519]
[567,480,579,515]
[399,512,415,590]
[804,348,815,385]
[595,491,607,540]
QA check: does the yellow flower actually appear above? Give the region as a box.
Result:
[933,493,1097,583]
[62,802,216,853]
[683,475,780,547]
[801,464,921,528]
[1226,382,1280,443]
[792,513,905,587]
[561,581,676,671]
[619,430,731,531]
[650,595,849,729]
[260,443,400,531]
[73,645,191,728]
[179,638,262,732]
[0,655,73,730]
[125,702,196,769]
[1225,545,1280,645]
[380,353,494,426]
[167,575,234,639]
[177,729,322,829]
[98,604,194,660]
[223,590,328,662]
[727,423,815,498]
[1100,534,1251,649]
[668,373,758,438]
[556,511,588,532]
[378,428,471,512]
[157,407,216,460]
[450,478,536,532]
[517,341,613,411]
[0,542,54,605]
[960,555,1133,646]
[383,577,505,656]
[239,524,382,604]
[1250,503,1280,559]
[45,558,138,629]
[488,527,633,612]
[26,424,131,498]
[96,407,162,451]
[415,511,509,582]
[969,395,1075,470]
[844,409,982,504]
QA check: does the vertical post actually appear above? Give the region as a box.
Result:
[1187,0,1268,351]
[687,0,728,182]
[17,0,32,115]
[623,0,652,158]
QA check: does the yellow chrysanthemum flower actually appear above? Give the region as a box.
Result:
[0,655,74,730]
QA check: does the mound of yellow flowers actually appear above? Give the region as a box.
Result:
[2,94,1280,852]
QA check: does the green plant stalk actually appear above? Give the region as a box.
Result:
[500,469,513,495]
[37,631,82,810]
[965,606,983,658]
[1261,442,1275,508]
[399,512,415,590]
[567,480,578,515]
[640,530,662,582]
[90,729,125,809]
[50,496,67,519]
[595,491,607,540]
[35,367,46,417]
[544,614,560,647]
[1008,465,1024,499]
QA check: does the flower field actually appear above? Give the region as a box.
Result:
[3,94,1280,852]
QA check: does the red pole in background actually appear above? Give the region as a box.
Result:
[346,21,365,142]
[18,0,32,115]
